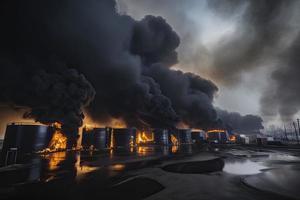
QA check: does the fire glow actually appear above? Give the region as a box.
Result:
[136,130,154,144]
[48,130,67,151]
[170,134,179,146]
[207,129,226,133]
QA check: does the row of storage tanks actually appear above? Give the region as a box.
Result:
[1,124,224,165]
[0,124,206,156]
[81,127,206,150]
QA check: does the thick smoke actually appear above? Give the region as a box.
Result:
[208,0,292,84]
[119,0,300,123]
[199,0,300,121]
[144,64,218,128]
[0,0,221,131]
[260,35,300,122]
[216,108,264,133]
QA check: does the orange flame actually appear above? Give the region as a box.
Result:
[48,130,67,151]
[136,130,154,144]
[44,151,66,171]
[82,113,127,128]
[171,145,179,153]
[229,135,236,142]
[207,129,226,133]
[170,134,179,146]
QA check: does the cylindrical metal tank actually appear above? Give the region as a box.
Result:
[153,129,169,145]
[93,128,111,149]
[81,127,93,149]
[81,127,111,150]
[111,128,136,148]
[177,129,192,144]
[191,130,206,143]
[0,123,53,165]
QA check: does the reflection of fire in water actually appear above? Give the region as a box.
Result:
[137,131,154,144]
[45,151,67,171]
[137,146,154,156]
[110,164,125,171]
[171,145,179,153]
[110,128,114,149]
[75,153,98,179]
[170,134,179,146]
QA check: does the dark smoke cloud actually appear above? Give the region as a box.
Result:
[216,108,264,133]
[145,64,218,128]
[131,15,180,66]
[23,68,95,131]
[0,0,220,131]
[261,35,300,122]
[119,0,300,123]
[208,0,291,84]
[208,0,300,121]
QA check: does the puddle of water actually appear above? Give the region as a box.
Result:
[268,153,300,161]
[223,160,269,175]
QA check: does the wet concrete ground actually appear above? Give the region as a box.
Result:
[0,144,300,200]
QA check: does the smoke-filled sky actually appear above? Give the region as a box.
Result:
[1,0,299,137]
[117,0,300,123]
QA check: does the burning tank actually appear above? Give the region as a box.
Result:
[191,130,206,144]
[81,127,111,150]
[110,128,136,149]
[136,130,154,145]
[206,129,229,144]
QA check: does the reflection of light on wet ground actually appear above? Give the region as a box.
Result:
[137,146,155,156]
[43,151,67,171]
[268,153,300,161]
[110,164,126,171]
[223,160,269,175]
[243,166,300,199]
[75,153,99,178]
[76,165,99,178]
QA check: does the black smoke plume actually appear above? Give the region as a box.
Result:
[0,0,266,137]
[0,0,219,131]
[216,108,264,133]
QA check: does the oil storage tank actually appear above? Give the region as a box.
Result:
[191,130,206,144]
[0,123,53,165]
[153,129,169,145]
[177,129,192,144]
[206,129,229,144]
[111,128,136,148]
[81,127,111,150]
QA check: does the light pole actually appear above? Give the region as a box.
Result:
[284,124,288,141]
[297,119,300,145]
[293,122,299,144]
